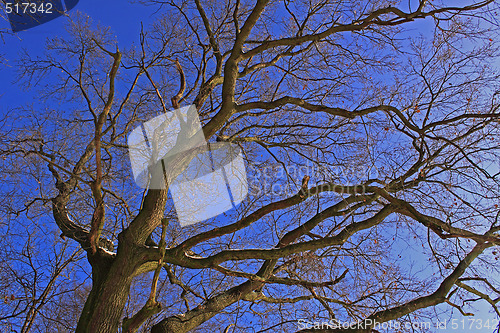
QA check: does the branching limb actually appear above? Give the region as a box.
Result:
[88,44,122,255]
[122,219,168,333]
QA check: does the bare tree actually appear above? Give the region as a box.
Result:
[1,0,500,332]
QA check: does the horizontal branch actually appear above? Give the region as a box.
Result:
[243,2,494,59]
[163,205,394,269]
[236,97,396,119]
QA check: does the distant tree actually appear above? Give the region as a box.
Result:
[1,1,500,332]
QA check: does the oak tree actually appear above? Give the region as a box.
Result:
[1,0,500,332]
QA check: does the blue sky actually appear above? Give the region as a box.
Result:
[0,1,157,112]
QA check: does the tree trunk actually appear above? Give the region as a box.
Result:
[76,242,139,332]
